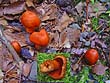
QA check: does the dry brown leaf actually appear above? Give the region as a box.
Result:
[10,0,18,3]
[8,79,19,83]
[76,2,106,17]
[0,7,4,17]
[59,28,80,46]
[3,1,25,15]
[54,12,74,32]
[26,0,35,7]
[49,31,60,48]
[92,63,108,75]
[4,29,27,46]
[22,63,32,77]
[0,18,8,26]
[41,4,58,21]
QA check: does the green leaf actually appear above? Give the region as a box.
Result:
[90,0,95,4]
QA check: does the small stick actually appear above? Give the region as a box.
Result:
[0,25,22,63]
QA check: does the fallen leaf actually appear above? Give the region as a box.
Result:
[22,63,32,77]
[10,0,18,3]
[54,12,74,32]
[63,40,71,48]
[4,29,27,46]
[0,7,4,17]
[41,4,58,21]
[0,69,3,81]
[0,18,8,26]
[26,0,35,7]
[92,63,108,75]
[49,31,60,48]
[75,2,106,17]
[95,39,107,49]
[8,79,19,83]
[59,28,80,46]
[3,1,25,15]
[28,61,37,81]
[75,2,84,16]
[88,2,107,17]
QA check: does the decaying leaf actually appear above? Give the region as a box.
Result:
[75,2,84,16]
[26,0,34,7]
[10,0,18,3]
[3,1,25,15]
[8,79,19,83]
[0,69,3,83]
[92,63,108,75]
[0,7,4,17]
[59,28,80,47]
[53,12,74,32]
[88,2,107,17]
[49,31,60,48]
[4,29,27,46]
[75,2,106,17]
[41,4,58,21]
[22,63,32,77]
[0,18,8,26]
[28,61,37,81]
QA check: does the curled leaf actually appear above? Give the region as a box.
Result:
[92,63,108,75]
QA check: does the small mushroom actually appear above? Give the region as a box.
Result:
[40,55,67,80]
[29,29,49,47]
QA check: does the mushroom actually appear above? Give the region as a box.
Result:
[29,29,49,47]
[40,55,67,80]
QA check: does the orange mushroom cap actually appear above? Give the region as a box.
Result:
[20,10,41,33]
[29,29,49,47]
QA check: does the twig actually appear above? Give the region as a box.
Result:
[0,25,24,83]
[0,25,22,63]
[76,54,84,64]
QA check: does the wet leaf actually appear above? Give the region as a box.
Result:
[92,63,108,75]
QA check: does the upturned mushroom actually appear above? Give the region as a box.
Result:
[40,55,67,80]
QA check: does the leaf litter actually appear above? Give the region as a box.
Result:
[0,0,109,83]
